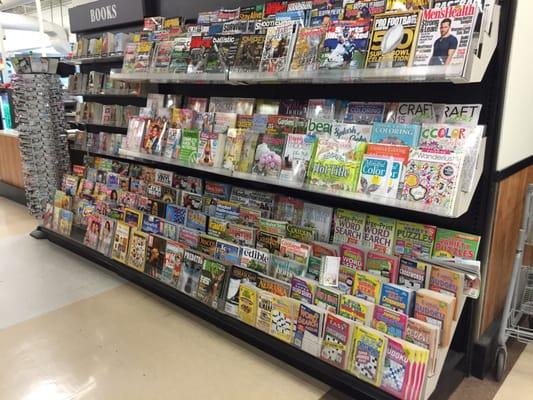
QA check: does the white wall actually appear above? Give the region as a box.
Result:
[497,0,533,171]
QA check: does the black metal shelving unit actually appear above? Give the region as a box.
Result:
[69,121,129,134]
[34,1,516,399]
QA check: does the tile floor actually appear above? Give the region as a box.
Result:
[0,196,531,400]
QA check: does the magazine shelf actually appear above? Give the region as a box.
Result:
[38,224,466,400]
[75,137,483,219]
[107,4,500,86]
[66,92,147,99]
[69,122,128,134]
[109,71,228,84]
[22,1,514,399]
[63,55,124,65]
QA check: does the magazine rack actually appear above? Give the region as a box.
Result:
[111,135,485,219]
[109,4,501,86]
[16,1,516,399]
[63,55,125,65]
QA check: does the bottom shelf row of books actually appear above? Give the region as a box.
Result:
[43,216,469,400]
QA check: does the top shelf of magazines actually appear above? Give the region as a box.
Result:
[107,3,500,86]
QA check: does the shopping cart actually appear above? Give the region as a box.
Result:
[494,183,533,381]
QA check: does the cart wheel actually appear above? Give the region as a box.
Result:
[495,346,507,382]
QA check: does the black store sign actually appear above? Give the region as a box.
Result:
[69,0,146,33]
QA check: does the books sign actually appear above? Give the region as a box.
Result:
[69,0,146,33]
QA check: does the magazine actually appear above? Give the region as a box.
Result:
[290,26,325,71]
[412,5,479,73]
[232,34,266,72]
[319,20,372,70]
[365,11,421,68]
[260,23,299,73]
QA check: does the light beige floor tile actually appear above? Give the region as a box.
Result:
[0,234,123,329]
[0,197,36,238]
[0,284,330,400]
[494,343,533,400]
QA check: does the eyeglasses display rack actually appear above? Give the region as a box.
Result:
[26,1,518,400]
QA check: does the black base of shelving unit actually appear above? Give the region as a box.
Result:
[0,181,26,205]
[39,225,466,400]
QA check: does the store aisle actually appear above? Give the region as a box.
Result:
[0,197,330,400]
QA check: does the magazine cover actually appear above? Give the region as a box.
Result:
[280,133,318,183]
[394,220,437,258]
[238,283,258,325]
[168,35,192,73]
[302,202,333,243]
[433,227,480,259]
[365,11,421,68]
[225,265,259,316]
[121,43,138,73]
[314,286,342,314]
[398,257,429,289]
[290,276,317,304]
[332,208,366,246]
[222,128,246,171]
[232,34,266,72]
[274,195,305,225]
[437,103,482,125]
[187,36,213,73]
[83,215,101,249]
[206,34,241,73]
[406,318,440,375]
[198,131,225,168]
[280,238,312,265]
[111,221,130,264]
[127,229,148,272]
[252,133,286,177]
[142,110,170,155]
[370,122,421,147]
[257,275,291,297]
[349,325,387,386]
[332,122,372,142]
[320,313,355,370]
[357,155,403,199]
[344,0,386,18]
[309,4,343,26]
[151,40,174,72]
[386,102,436,124]
[290,26,325,71]
[240,246,271,274]
[259,23,299,72]
[177,249,204,297]
[400,150,464,213]
[197,259,227,309]
[308,137,367,192]
[380,336,419,399]
[178,128,200,164]
[255,289,274,332]
[270,296,298,344]
[97,217,116,256]
[124,117,146,151]
[363,214,396,255]
[418,123,483,192]
[340,243,366,271]
[294,303,326,357]
[344,101,386,124]
[145,235,167,279]
[340,294,375,325]
[412,5,478,72]
[319,19,372,70]
[133,41,153,72]
[270,254,306,282]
